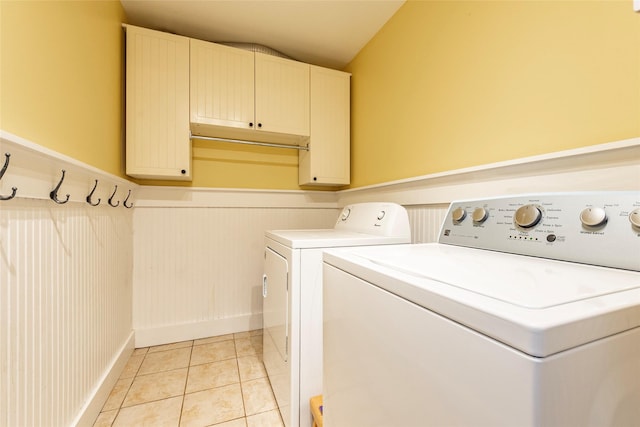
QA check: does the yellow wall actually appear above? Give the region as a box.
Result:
[0,0,126,177]
[346,0,640,188]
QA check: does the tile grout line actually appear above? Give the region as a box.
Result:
[114,373,135,423]
[233,336,248,422]
[177,342,194,426]
[111,347,146,425]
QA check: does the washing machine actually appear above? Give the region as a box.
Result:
[262,202,411,427]
[323,192,640,427]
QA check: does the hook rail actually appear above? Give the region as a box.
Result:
[1,153,132,206]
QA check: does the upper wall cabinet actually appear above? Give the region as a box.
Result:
[124,25,191,180]
[125,26,349,185]
[190,39,310,144]
[299,66,351,186]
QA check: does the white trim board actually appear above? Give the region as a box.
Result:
[337,138,640,206]
[134,186,339,209]
[73,332,135,427]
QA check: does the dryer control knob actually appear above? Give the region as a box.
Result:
[580,207,607,227]
[514,204,542,228]
[451,207,467,223]
[472,207,489,223]
[340,208,351,221]
[377,210,386,221]
[629,208,640,228]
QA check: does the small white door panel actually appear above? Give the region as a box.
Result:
[263,246,291,427]
[264,247,289,361]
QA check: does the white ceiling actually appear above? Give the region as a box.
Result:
[120,0,405,69]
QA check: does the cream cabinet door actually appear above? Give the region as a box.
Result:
[299,66,351,186]
[190,40,255,131]
[255,53,310,137]
[125,25,191,180]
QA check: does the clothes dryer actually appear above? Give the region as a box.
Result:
[263,202,411,427]
[323,192,640,427]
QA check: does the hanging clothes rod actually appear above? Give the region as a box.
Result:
[190,133,309,151]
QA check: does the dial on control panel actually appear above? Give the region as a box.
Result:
[514,204,542,228]
[580,207,607,227]
[629,208,640,228]
[451,207,467,223]
[340,208,351,221]
[472,207,489,223]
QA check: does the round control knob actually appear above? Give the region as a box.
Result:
[451,207,467,223]
[340,208,351,221]
[377,211,386,221]
[514,204,542,228]
[580,207,607,227]
[629,208,640,228]
[472,207,489,223]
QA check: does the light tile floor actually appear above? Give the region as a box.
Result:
[93,329,284,427]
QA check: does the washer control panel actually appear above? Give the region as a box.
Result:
[439,191,640,271]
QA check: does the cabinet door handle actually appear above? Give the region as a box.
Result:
[257,123,262,128]
[249,122,254,128]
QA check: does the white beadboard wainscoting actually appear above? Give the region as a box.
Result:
[1,132,136,427]
[405,204,449,243]
[132,190,340,347]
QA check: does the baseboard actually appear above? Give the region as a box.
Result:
[134,314,263,348]
[73,331,136,427]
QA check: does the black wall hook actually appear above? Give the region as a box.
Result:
[50,169,70,204]
[108,185,119,207]
[86,179,101,206]
[123,189,134,208]
[1,153,18,201]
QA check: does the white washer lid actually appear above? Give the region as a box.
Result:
[323,244,640,357]
[266,229,410,249]
[367,245,640,309]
